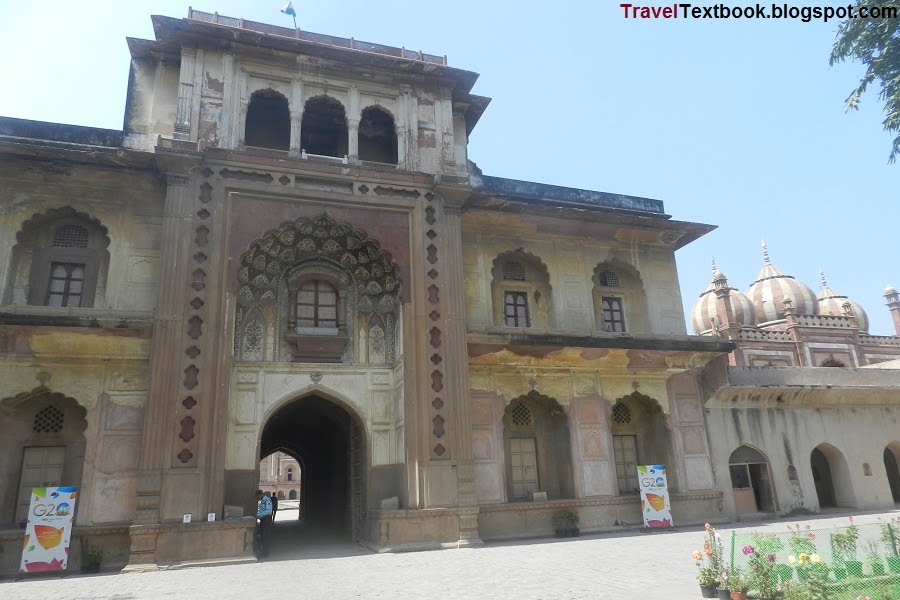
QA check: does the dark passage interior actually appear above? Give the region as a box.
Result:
[810,447,836,508]
[260,395,363,537]
[245,89,290,150]
[301,96,348,157]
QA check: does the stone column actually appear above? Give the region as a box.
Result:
[443,204,482,546]
[174,48,197,141]
[290,79,303,156]
[348,119,360,163]
[128,171,196,568]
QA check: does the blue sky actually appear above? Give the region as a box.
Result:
[0,1,895,334]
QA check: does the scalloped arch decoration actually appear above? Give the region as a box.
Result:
[15,206,111,249]
[237,213,401,311]
[490,248,551,284]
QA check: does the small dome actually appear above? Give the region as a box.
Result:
[691,262,757,334]
[818,271,869,332]
[745,242,817,323]
[886,285,897,296]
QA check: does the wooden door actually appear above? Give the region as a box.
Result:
[16,446,65,523]
[510,437,539,499]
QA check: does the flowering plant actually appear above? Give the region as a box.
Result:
[744,543,777,598]
[879,516,900,555]
[789,553,828,600]
[700,523,726,584]
[787,523,817,555]
[721,569,750,592]
[692,549,718,586]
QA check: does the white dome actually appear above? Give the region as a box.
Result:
[745,243,817,323]
[817,272,869,332]
[691,267,757,334]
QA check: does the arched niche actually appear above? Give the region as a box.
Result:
[810,443,857,509]
[501,391,574,501]
[245,89,291,150]
[884,442,900,504]
[358,105,398,164]
[5,206,111,307]
[490,249,553,329]
[0,387,88,526]
[592,259,648,333]
[234,213,401,365]
[301,95,348,158]
[609,392,675,495]
[728,445,776,513]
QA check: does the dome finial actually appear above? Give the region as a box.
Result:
[761,239,771,265]
[711,256,718,275]
[820,268,828,289]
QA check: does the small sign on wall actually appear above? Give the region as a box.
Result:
[182,513,192,524]
[207,512,216,522]
[637,465,673,528]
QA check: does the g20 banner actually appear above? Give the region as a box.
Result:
[19,486,78,573]
[637,465,672,528]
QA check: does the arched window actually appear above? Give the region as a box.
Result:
[593,261,647,333]
[245,89,290,150]
[491,250,553,329]
[287,468,294,482]
[301,95,348,158]
[5,208,110,308]
[358,106,397,164]
[296,280,338,329]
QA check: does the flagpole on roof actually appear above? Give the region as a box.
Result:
[281,2,298,32]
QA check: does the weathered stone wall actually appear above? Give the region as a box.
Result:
[0,326,151,527]
[461,210,687,335]
[705,383,900,515]
[0,157,165,312]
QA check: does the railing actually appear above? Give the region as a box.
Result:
[187,8,448,66]
[736,328,793,341]
[793,314,858,329]
[860,334,900,347]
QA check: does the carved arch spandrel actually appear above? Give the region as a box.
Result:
[235,213,402,365]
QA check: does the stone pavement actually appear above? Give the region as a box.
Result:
[3,509,898,600]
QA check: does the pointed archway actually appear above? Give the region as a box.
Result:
[259,393,366,541]
[728,445,776,513]
[884,442,900,504]
[810,443,856,509]
[0,386,88,525]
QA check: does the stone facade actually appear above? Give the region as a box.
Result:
[0,9,897,574]
[690,260,900,519]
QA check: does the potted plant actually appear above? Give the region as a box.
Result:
[864,540,885,576]
[716,571,731,600]
[693,550,718,598]
[721,570,750,600]
[831,519,861,577]
[551,508,579,537]
[80,538,103,574]
[744,544,778,600]
[880,517,900,573]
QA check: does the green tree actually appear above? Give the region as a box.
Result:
[830,1,900,162]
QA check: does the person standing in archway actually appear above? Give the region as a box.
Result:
[256,490,273,558]
[270,491,278,521]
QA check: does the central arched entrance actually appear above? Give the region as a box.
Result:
[260,394,366,542]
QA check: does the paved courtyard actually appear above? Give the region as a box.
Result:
[3,509,898,600]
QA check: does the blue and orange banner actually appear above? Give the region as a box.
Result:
[637,465,673,528]
[19,486,78,573]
